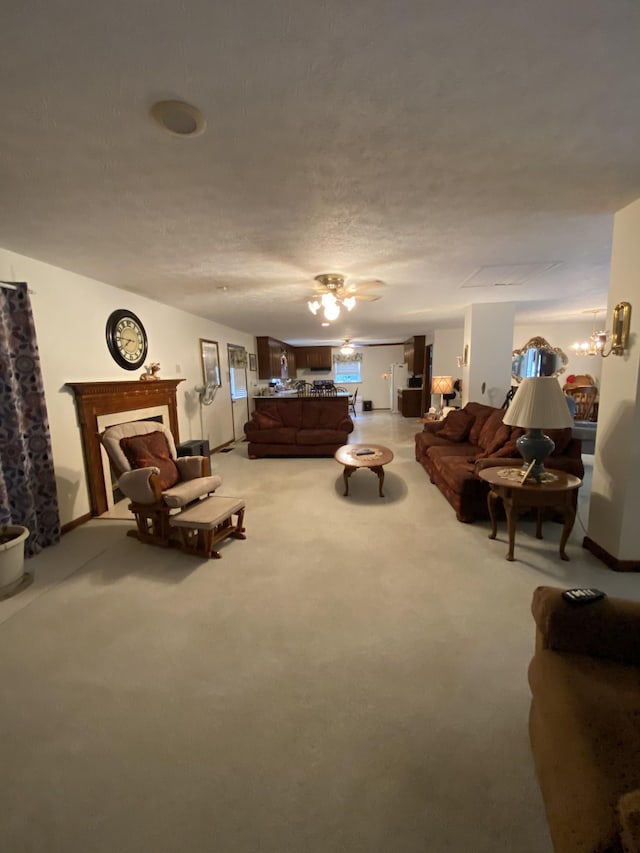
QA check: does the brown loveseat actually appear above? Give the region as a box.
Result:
[244,397,354,458]
[414,402,584,522]
[529,586,640,853]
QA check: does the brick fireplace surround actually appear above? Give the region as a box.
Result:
[67,379,184,517]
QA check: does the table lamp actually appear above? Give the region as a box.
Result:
[431,376,454,413]
[502,377,573,481]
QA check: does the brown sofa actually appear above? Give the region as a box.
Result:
[244,397,354,458]
[414,402,584,522]
[529,586,640,853]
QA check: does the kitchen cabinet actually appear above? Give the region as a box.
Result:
[256,336,295,380]
[397,388,423,418]
[295,346,332,371]
[404,335,426,375]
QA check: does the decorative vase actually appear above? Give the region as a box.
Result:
[0,525,29,593]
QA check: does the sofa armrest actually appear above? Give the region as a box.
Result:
[338,416,355,433]
[532,586,640,666]
[175,455,211,480]
[422,419,447,435]
[118,467,163,504]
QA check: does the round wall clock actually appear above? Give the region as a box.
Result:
[105,309,148,370]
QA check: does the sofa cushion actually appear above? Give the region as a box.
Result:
[476,428,526,460]
[250,426,298,445]
[301,399,345,429]
[467,403,497,446]
[277,400,304,429]
[297,428,348,446]
[119,430,180,490]
[430,454,487,500]
[547,427,572,456]
[477,409,508,451]
[438,409,473,442]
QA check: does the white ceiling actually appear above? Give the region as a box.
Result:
[2,1,640,346]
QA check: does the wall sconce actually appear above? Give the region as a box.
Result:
[456,344,469,368]
[573,302,632,358]
[609,301,632,356]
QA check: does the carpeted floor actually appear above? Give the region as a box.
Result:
[1,412,638,853]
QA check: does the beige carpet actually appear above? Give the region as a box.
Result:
[1,412,637,853]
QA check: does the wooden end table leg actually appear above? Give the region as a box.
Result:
[559,495,577,561]
[536,509,544,540]
[503,494,517,561]
[487,489,499,540]
[342,465,356,496]
[371,465,385,497]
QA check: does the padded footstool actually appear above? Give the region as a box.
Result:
[169,496,246,559]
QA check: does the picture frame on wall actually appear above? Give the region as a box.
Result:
[200,339,221,387]
[248,353,257,372]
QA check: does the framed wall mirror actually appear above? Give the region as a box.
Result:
[512,337,568,382]
[200,339,221,388]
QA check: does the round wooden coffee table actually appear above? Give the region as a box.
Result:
[478,467,582,561]
[334,444,394,497]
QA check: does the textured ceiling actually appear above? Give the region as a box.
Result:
[2,0,640,345]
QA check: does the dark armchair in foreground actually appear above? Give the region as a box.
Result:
[529,586,640,853]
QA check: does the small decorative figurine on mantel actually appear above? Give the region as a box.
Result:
[140,362,161,381]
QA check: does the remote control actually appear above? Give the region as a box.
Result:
[355,449,374,456]
[562,588,606,606]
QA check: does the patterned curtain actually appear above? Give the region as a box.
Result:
[0,282,61,556]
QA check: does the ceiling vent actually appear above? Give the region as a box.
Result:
[460,262,561,289]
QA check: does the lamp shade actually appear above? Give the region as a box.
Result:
[503,377,573,429]
[431,376,454,395]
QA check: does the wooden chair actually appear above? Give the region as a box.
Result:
[565,385,598,421]
[349,387,358,415]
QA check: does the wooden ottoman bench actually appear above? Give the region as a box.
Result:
[169,496,246,559]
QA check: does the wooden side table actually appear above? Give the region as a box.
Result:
[478,467,582,561]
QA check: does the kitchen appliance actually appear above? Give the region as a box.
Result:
[389,363,409,412]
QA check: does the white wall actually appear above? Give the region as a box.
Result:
[432,328,464,407]
[0,248,255,527]
[588,196,640,561]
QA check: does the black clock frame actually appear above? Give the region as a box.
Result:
[105,309,148,370]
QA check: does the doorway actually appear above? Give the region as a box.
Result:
[227,344,249,441]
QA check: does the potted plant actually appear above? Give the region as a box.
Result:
[0,525,29,593]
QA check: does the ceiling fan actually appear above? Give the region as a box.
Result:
[307,273,383,322]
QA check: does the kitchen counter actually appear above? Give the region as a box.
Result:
[254,391,349,398]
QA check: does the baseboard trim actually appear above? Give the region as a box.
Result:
[583,536,640,572]
[212,440,234,453]
[61,513,92,534]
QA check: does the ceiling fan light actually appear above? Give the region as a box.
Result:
[324,302,340,321]
[321,292,337,308]
[343,297,356,311]
[308,300,320,315]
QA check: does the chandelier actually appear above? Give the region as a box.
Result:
[308,274,357,322]
[339,339,354,355]
[572,309,608,357]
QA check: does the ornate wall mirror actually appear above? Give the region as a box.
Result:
[511,337,568,382]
